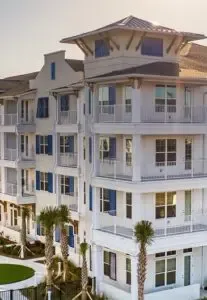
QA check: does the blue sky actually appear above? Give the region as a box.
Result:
[0,0,206,78]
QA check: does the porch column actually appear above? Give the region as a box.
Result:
[17,98,21,124]
[132,135,141,181]
[1,133,5,160]
[131,79,141,123]
[17,169,22,197]
[16,133,21,160]
[1,167,6,194]
[92,187,100,229]
[131,255,138,300]
[92,134,99,177]
[92,244,104,294]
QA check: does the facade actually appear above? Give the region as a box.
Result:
[1,14,207,300]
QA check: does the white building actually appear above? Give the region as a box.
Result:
[1,14,207,300]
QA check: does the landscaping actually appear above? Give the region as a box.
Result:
[0,235,14,246]
[0,264,34,284]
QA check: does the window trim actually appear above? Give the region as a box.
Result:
[126,192,132,219]
[60,175,70,195]
[125,138,132,167]
[141,37,163,57]
[126,257,131,285]
[40,172,48,191]
[155,85,176,113]
[155,139,176,166]
[60,136,71,154]
[100,188,110,213]
[155,251,176,288]
[99,137,110,161]
[40,135,48,154]
[95,39,110,58]
[155,192,176,219]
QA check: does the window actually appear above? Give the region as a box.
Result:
[99,137,110,160]
[21,101,24,119]
[51,62,56,80]
[155,251,176,287]
[40,172,48,191]
[126,257,131,285]
[89,245,92,271]
[156,139,176,166]
[60,95,69,111]
[83,137,86,160]
[126,193,132,219]
[36,97,49,118]
[155,192,176,219]
[183,248,192,253]
[100,188,110,213]
[125,139,132,166]
[40,136,48,154]
[84,182,86,204]
[155,85,176,112]
[99,87,109,106]
[95,40,110,58]
[141,37,163,57]
[61,175,70,195]
[21,135,24,153]
[124,86,132,113]
[60,136,70,153]
[104,251,116,280]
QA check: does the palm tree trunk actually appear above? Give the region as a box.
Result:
[20,212,27,259]
[81,254,88,300]
[45,229,54,291]
[60,227,69,282]
[138,243,147,300]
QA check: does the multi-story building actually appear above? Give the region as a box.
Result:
[1,14,207,300]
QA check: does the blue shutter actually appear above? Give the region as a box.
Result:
[55,227,60,243]
[109,86,116,105]
[89,137,92,163]
[89,90,92,114]
[68,136,74,153]
[60,95,69,111]
[36,223,40,235]
[109,190,116,216]
[68,226,74,248]
[109,137,116,159]
[69,176,74,194]
[51,62,56,80]
[89,185,93,211]
[48,173,53,193]
[36,171,40,191]
[43,97,49,118]
[36,135,40,154]
[48,135,53,155]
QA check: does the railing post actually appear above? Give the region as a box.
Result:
[191,159,194,178]
[165,162,167,180]
[10,290,13,300]
[164,218,167,236]
[190,214,193,232]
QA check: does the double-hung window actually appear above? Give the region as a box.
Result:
[40,136,48,154]
[124,87,132,113]
[60,136,70,153]
[155,192,176,219]
[100,188,110,213]
[104,251,116,280]
[126,193,132,219]
[99,137,110,160]
[126,257,131,285]
[95,40,110,58]
[155,85,176,113]
[99,87,109,112]
[36,97,49,118]
[40,172,48,191]
[156,139,176,166]
[125,138,132,166]
[155,251,176,287]
[60,175,70,195]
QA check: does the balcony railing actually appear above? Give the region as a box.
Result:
[141,159,207,181]
[19,112,34,124]
[96,104,207,123]
[59,111,77,125]
[97,159,133,181]
[97,211,207,239]
[59,153,78,168]
[4,149,17,161]
[20,150,35,161]
[61,193,78,212]
[3,114,17,125]
[6,183,17,196]
[22,184,35,196]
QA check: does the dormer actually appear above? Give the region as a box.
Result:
[61,15,206,78]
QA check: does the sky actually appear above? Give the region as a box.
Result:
[0,0,207,78]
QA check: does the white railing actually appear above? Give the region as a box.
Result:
[61,193,78,212]
[4,148,17,161]
[19,112,34,124]
[59,152,78,168]
[4,113,17,125]
[22,184,35,196]
[20,150,35,161]
[141,159,207,181]
[97,105,132,123]
[97,159,133,180]
[59,111,77,124]
[6,183,17,196]
[141,105,207,123]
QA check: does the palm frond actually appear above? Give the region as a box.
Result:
[57,205,72,225]
[80,242,88,256]
[38,206,59,230]
[21,206,30,218]
[134,220,154,246]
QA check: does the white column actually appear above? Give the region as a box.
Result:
[132,80,141,123]
[17,169,22,196]
[92,187,100,229]
[77,92,81,125]
[1,167,6,194]
[17,98,21,124]
[92,244,103,294]
[1,132,5,160]
[92,134,99,177]
[56,175,61,206]
[131,255,138,300]
[132,193,142,226]
[16,133,21,160]
[132,135,141,181]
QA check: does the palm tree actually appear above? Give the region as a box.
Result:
[80,242,89,300]
[38,206,59,293]
[57,205,72,282]
[20,206,30,259]
[134,220,154,300]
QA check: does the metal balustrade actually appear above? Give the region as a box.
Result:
[4,113,17,125]
[59,152,78,167]
[59,110,77,124]
[97,159,133,180]
[61,193,78,212]
[6,183,17,196]
[97,104,132,123]
[4,148,17,161]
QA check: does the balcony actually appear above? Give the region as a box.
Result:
[60,193,79,220]
[58,153,78,168]
[5,182,17,196]
[97,159,132,181]
[96,104,207,124]
[3,114,17,126]
[59,111,77,125]
[4,149,17,161]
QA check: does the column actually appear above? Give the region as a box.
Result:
[77,91,81,125]
[56,175,61,206]
[16,133,21,161]
[132,135,141,181]
[77,176,84,215]
[1,132,5,160]
[92,134,99,177]
[92,187,100,229]
[92,244,104,294]
[131,255,138,300]
[132,79,141,123]
[17,168,22,197]
[17,98,21,124]
[1,167,6,194]
[132,192,143,226]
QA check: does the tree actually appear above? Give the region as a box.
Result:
[20,206,30,259]
[134,221,154,300]
[38,206,59,293]
[57,205,72,282]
